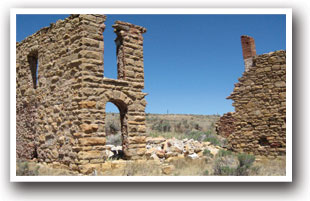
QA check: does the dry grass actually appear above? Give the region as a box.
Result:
[251,156,286,176]
[16,160,79,176]
[170,157,212,176]
[97,160,163,176]
[16,155,286,176]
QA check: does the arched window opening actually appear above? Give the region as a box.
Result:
[103,27,117,79]
[28,51,38,89]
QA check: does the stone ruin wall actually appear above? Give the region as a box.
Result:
[16,14,148,173]
[215,112,235,138]
[227,50,286,157]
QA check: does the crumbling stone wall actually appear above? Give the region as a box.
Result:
[16,14,148,172]
[215,112,235,138]
[227,50,286,157]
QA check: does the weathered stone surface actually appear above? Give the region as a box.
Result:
[127,136,146,144]
[79,137,106,146]
[227,50,286,156]
[78,150,105,160]
[79,164,101,175]
[161,165,175,175]
[146,136,166,144]
[78,101,97,108]
[17,13,148,168]
[80,124,99,133]
[156,150,165,158]
[216,112,235,138]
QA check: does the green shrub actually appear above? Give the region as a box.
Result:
[204,136,220,146]
[213,152,256,176]
[187,131,205,141]
[203,149,213,157]
[237,153,255,168]
[186,130,220,143]
[217,150,234,158]
[182,120,189,129]
[235,153,256,176]
[151,120,171,132]
[214,165,236,176]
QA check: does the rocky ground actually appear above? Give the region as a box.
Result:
[16,114,285,176]
[16,136,285,176]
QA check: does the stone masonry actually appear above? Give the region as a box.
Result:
[16,14,148,172]
[226,36,286,157]
[215,112,235,138]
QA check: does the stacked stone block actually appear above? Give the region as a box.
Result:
[215,112,235,138]
[227,50,286,157]
[16,14,148,173]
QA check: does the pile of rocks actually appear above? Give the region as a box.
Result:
[100,136,223,163]
[144,137,222,161]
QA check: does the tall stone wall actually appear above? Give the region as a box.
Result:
[16,14,148,173]
[227,50,286,157]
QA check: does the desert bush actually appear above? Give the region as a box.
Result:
[149,131,187,140]
[194,123,202,131]
[203,149,213,158]
[217,150,234,158]
[213,151,256,176]
[151,120,171,132]
[237,153,255,168]
[235,153,255,176]
[215,165,236,176]
[186,131,205,141]
[204,135,220,146]
[182,120,190,129]
[106,133,122,146]
[174,122,183,133]
[105,122,120,135]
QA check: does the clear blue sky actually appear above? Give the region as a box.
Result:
[16,14,286,115]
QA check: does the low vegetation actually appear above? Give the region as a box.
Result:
[16,155,285,176]
[16,160,79,176]
[213,151,256,176]
[16,113,285,177]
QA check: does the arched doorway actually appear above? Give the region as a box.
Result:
[104,99,128,159]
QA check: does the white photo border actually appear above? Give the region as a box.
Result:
[10,8,292,182]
